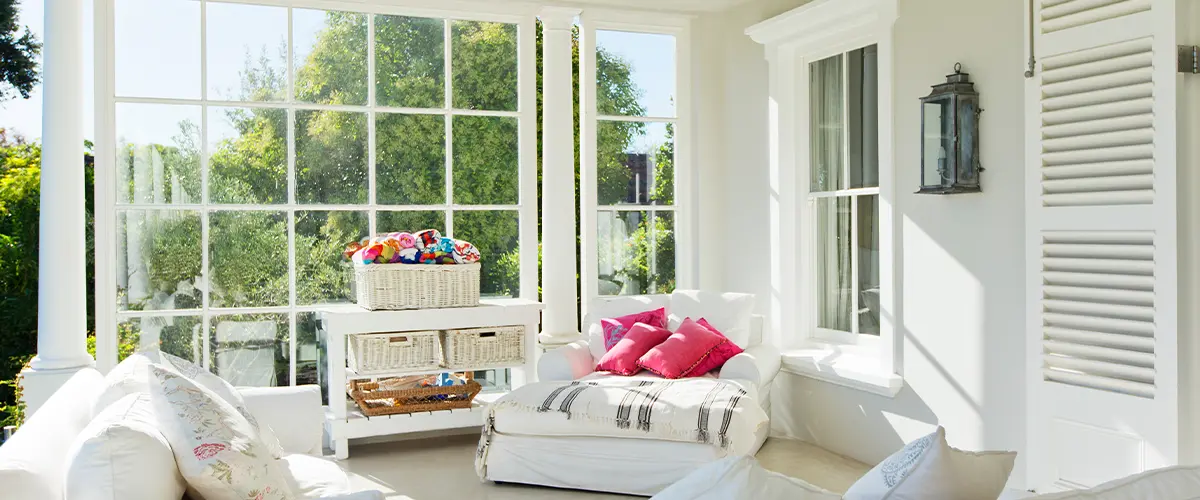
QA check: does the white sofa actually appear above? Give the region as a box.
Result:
[483,291,782,496]
[0,367,376,500]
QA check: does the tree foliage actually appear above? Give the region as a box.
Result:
[0,0,39,100]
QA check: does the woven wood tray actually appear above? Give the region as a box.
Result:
[348,376,483,417]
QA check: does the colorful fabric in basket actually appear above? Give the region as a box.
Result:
[344,230,481,265]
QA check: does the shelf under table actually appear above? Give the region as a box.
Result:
[328,392,506,439]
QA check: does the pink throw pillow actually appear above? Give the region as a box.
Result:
[636,318,729,379]
[595,322,673,375]
[686,318,746,377]
[601,307,667,352]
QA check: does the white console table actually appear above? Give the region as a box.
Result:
[319,298,542,459]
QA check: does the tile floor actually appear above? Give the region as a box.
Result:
[342,434,869,499]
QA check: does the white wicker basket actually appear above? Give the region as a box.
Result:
[442,325,526,369]
[354,262,481,310]
[347,330,442,375]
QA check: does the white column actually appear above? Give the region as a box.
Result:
[539,8,582,344]
[22,0,95,415]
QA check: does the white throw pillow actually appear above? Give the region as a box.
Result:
[64,393,187,500]
[583,294,673,361]
[1029,466,1200,499]
[844,427,1016,500]
[148,364,295,500]
[668,290,756,348]
[96,350,285,458]
[651,455,841,500]
[279,454,352,499]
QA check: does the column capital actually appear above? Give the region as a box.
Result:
[539,7,581,30]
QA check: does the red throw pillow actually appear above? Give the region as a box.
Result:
[595,322,673,375]
[636,318,729,379]
[685,318,746,377]
[600,307,667,352]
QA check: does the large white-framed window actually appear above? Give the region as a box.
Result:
[747,0,899,396]
[92,0,538,390]
[579,11,693,313]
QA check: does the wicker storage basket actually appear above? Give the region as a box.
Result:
[347,330,442,375]
[348,377,482,416]
[354,262,481,310]
[442,325,526,369]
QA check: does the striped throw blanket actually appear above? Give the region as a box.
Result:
[475,377,768,479]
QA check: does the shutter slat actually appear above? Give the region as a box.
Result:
[1042,98,1153,126]
[1043,144,1153,166]
[1042,190,1154,206]
[1043,257,1153,274]
[1042,67,1151,98]
[1044,355,1155,382]
[1040,0,1152,33]
[1044,312,1155,336]
[1042,114,1154,140]
[1044,326,1155,351]
[1044,339,1156,366]
[1041,159,1153,179]
[1043,368,1155,398]
[1042,271,1155,290]
[1042,83,1153,113]
[1042,174,1154,194]
[1043,285,1154,306]
[1043,299,1155,321]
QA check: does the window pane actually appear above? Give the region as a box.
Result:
[209,211,288,307]
[376,113,445,205]
[296,211,367,305]
[377,211,445,234]
[120,315,203,363]
[295,110,368,204]
[815,197,852,332]
[596,31,675,118]
[294,9,367,105]
[206,3,287,101]
[116,104,201,205]
[597,211,675,296]
[296,312,326,403]
[452,116,518,204]
[452,210,519,297]
[117,210,202,311]
[451,21,517,111]
[208,107,288,204]
[210,313,289,387]
[810,54,844,192]
[848,45,879,189]
[375,15,445,108]
[858,195,880,336]
[597,121,673,206]
[115,0,200,99]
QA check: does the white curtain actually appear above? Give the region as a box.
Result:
[810,55,853,332]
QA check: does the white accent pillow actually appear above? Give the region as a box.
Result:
[844,427,1016,500]
[668,290,756,348]
[651,455,841,500]
[279,454,352,499]
[1029,466,1200,499]
[64,393,187,500]
[96,350,285,458]
[148,365,295,500]
[583,294,672,361]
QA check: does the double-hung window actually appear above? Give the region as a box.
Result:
[809,45,880,344]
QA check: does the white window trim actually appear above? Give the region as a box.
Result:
[747,0,901,397]
[92,0,542,373]
[579,9,696,321]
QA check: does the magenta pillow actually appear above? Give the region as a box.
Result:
[685,318,746,377]
[595,322,673,375]
[636,318,729,379]
[601,307,667,352]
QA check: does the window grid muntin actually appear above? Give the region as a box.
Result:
[110,1,525,385]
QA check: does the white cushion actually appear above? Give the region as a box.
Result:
[64,393,187,500]
[844,426,1016,500]
[280,454,352,499]
[96,350,285,458]
[148,364,294,500]
[583,294,672,361]
[668,290,756,348]
[651,455,841,500]
[1030,466,1200,499]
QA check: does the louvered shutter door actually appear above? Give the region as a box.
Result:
[1026,0,1179,492]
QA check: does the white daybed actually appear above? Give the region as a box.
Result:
[476,291,782,496]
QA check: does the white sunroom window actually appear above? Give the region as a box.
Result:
[103,0,533,389]
[809,45,880,341]
[591,28,680,298]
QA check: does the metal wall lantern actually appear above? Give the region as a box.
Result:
[918,63,982,194]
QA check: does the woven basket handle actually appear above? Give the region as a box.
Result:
[476,331,498,341]
[388,335,411,344]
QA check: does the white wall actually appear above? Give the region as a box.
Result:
[695,0,1028,485]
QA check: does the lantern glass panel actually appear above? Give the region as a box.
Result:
[956,97,980,185]
[922,99,952,187]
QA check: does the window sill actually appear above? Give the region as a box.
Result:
[780,344,903,398]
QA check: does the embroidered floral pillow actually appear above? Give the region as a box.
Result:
[601,307,668,352]
[147,365,294,500]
